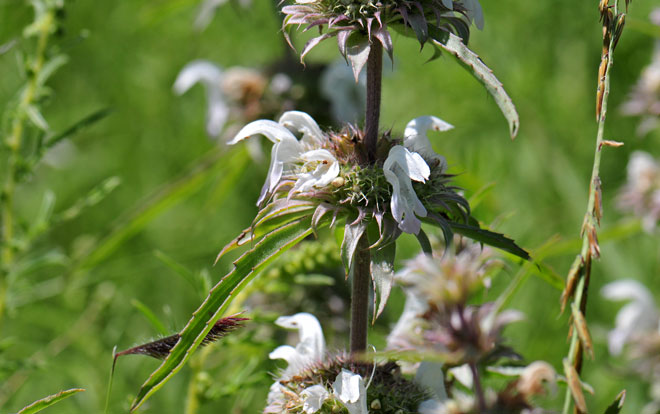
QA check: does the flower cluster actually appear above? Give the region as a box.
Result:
[266,313,430,414]
[387,239,514,365]
[282,0,483,76]
[230,110,468,237]
[602,279,660,413]
[620,9,660,136]
[617,151,660,232]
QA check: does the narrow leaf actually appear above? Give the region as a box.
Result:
[131,299,169,336]
[415,228,433,254]
[46,108,112,149]
[604,390,626,414]
[26,104,49,131]
[571,303,594,360]
[371,241,396,323]
[449,222,530,260]
[434,33,520,138]
[563,358,587,413]
[17,388,85,414]
[130,218,316,411]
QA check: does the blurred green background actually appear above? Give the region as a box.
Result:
[1,0,659,413]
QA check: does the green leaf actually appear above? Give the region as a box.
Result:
[341,219,368,274]
[131,299,169,336]
[433,33,520,138]
[37,54,68,87]
[449,222,530,261]
[17,388,85,414]
[45,107,112,149]
[415,228,433,255]
[604,390,626,414]
[371,240,396,323]
[76,146,246,271]
[130,217,317,412]
[345,35,371,82]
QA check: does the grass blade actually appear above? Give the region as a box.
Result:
[17,388,85,414]
[130,217,317,411]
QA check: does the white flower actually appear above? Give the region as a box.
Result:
[617,151,660,232]
[320,60,366,123]
[404,115,453,171]
[301,384,329,413]
[173,60,228,137]
[602,279,660,355]
[194,0,252,30]
[269,312,326,378]
[332,369,368,414]
[383,145,430,234]
[230,111,338,205]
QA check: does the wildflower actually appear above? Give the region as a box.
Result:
[617,151,660,232]
[601,279,659,355]
[281,0,483,76]
[173,60,228,137]
[620,9,660,136]
[266,312,430,413]
[194,0,252,30]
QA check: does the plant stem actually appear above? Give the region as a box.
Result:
[350,41,383,354]
[561,2,619,413]
[469,362,486,413]
[1,10,54,327]
[350,234,370,353]
[364,42,382,163]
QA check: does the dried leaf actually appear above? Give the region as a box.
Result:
[599,139,623,149]
[116,316,248,360]
[563,358,587,413]
[571,303,594,360]
[560,255,583,313]
[587,226,600,259]
[593,176,603,226]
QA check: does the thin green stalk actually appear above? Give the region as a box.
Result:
[1,9,55,326]
[561,2,621,412]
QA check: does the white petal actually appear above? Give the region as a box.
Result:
[384,146,429,234]
[332,370,368,414]
[404,116,453,170]
[293,149,340,192]
[601,279,657,308]
[229,119,298,145]
[173,60,223,94]
[279,111,324,147]
[275,313,326,361]
[301,385,330,413]
[205,88,229,136]
[416,361,448,401]
[449,364,473,388]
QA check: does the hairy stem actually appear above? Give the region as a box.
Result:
[562,2,620,413]
[364,42,382,163]
[350,234,370,353]
[350,41,383,353]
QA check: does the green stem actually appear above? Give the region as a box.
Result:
[1,9,54,327]
[349,234,370,353]
[562,2,619,413]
